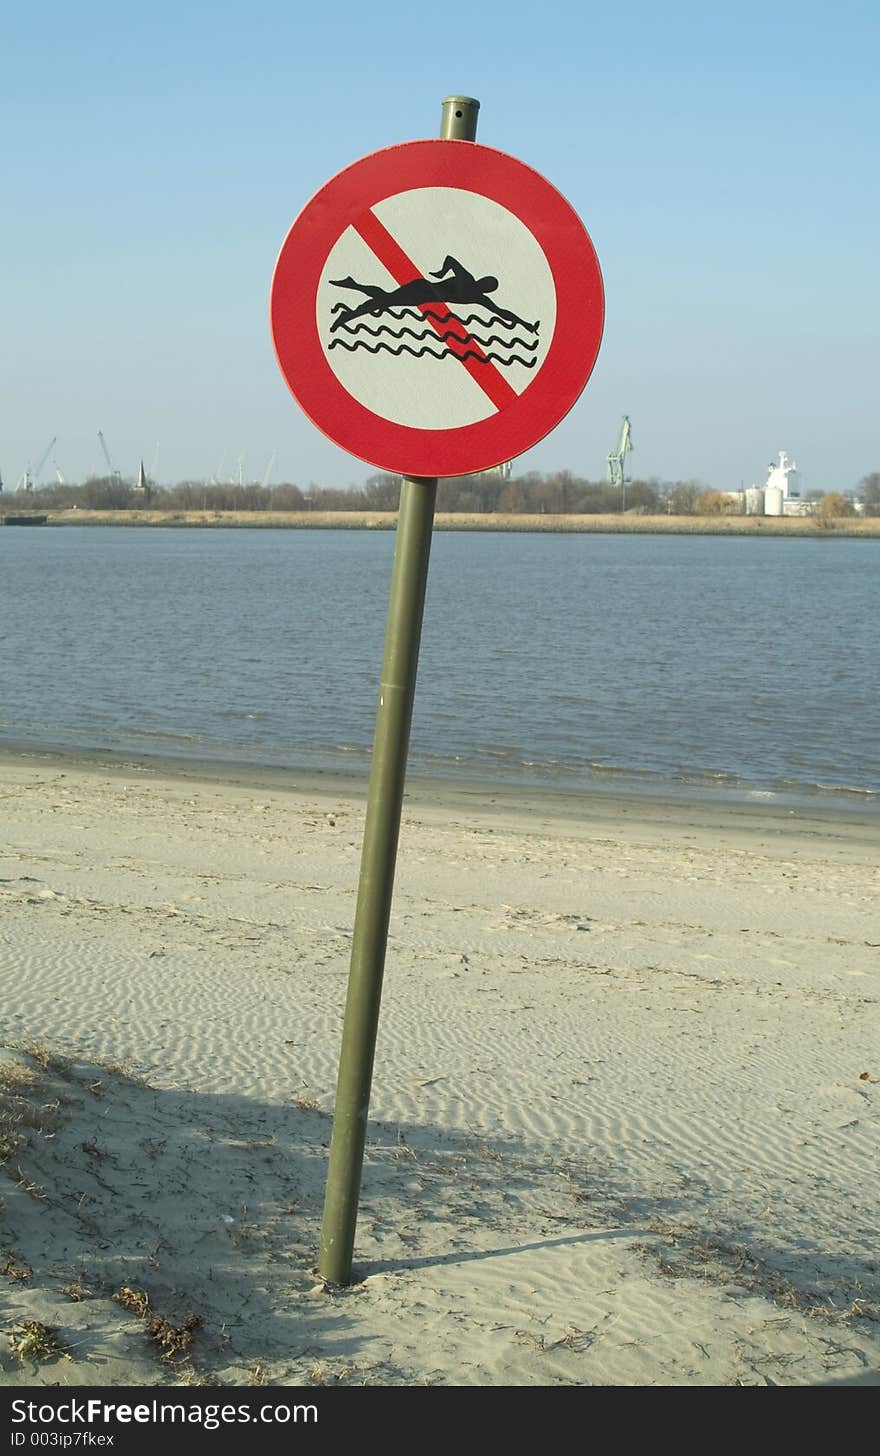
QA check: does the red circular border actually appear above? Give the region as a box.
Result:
[270,140,604,478]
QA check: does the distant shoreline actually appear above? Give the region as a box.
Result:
[16,508,880,537]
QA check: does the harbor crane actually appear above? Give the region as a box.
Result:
[261,452,276,490]
[18,437,57,491]
[97,430,122,485]
[477,460,512,481]
[607,416,633,488]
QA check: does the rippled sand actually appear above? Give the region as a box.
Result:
[1,750,878,1386]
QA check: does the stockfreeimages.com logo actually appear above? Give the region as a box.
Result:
[11,1399,318,1434]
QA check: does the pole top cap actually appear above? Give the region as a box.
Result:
[439,96,480,141]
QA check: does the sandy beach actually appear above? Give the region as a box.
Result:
[1,749,877,1387]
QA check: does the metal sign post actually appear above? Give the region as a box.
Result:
[270,94,603,1285]
[317,97,480,1287]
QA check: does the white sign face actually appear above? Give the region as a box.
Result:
[316,187,557,430]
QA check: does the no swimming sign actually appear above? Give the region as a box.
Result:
[270,139,604,478]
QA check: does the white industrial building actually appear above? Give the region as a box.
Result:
[733,450,813,516]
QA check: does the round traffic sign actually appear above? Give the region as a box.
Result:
[270,140,604,478]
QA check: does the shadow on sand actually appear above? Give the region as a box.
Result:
[2,1049,877,1385]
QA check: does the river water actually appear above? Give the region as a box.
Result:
[1,525,877,810]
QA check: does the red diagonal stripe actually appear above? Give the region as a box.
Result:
[350,207,518,414]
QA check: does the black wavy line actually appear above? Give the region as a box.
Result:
[330,302,540,332]
[335,320,539,351]
[327,338,538,367]
[385,307,535,328]
[387,307,539,329]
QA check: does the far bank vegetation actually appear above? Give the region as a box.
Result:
[14,470,880,520]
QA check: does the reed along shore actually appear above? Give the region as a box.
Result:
[31,508,880,537]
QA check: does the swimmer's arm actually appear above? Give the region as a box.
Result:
[430,256,467,281]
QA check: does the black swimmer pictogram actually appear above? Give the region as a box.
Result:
[326,256,540,369]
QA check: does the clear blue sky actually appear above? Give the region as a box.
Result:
[3,0,877,495]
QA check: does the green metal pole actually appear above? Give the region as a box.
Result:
[318,96,480,1286]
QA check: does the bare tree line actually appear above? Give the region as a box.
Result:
[13,470,880,516]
